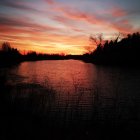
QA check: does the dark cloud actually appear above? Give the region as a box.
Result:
[0,14,59,32]
[0,0,41,13]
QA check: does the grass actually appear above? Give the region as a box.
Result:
[0,73,140,140]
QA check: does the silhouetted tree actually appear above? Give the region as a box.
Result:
[1,42,12,52]
[85,32,140,65]
[0,42,22,66]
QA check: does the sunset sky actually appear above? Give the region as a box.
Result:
[0,0,140,54]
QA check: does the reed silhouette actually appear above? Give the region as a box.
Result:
[0,71,140,140]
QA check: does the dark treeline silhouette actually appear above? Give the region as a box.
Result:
[0,42,22,66]
[1,32,140,67]
[83,32,140,65]
[0,42,82,67]
[24,51,82,61]
[24,51,66,61]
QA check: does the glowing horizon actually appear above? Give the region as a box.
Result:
[0,0,140,54]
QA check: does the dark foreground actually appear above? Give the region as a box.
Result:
[0,73,140,140]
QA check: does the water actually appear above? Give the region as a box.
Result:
[1,60,140,127]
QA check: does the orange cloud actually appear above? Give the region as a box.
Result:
[0,21,88,55]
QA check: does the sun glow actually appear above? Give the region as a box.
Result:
[0,0,139,54]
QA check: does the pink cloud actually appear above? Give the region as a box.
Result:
[45,0,55,5]
[111,6,127,17]
[44,0,134,33]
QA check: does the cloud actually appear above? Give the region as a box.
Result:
[99,6,127,17]
[44,0,134,33]
[45,0,55,5]
[0,14,59,32]
[0,0,134,34]
[52,5,100,24]
[0,0,138,54]
[60,8,132,33]
[111,7,127,17]
[0,0,41,13]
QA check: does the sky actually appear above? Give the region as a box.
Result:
[0,0,140,54]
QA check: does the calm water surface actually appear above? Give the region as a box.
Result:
[7,60,140,95]
[2,60,140,126]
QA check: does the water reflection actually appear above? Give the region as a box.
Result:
[15,60,98,94]
[2,60,140,127]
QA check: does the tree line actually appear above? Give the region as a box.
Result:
[0,42,82,66]
[0,32,140,66]
[84,32,140,65]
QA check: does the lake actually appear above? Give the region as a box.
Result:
[1,60,140,128]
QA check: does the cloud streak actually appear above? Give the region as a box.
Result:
[0,0,41,13]
[0,0,139,54]
[45,0,134,33]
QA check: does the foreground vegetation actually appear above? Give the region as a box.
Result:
[0,72,140,140]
